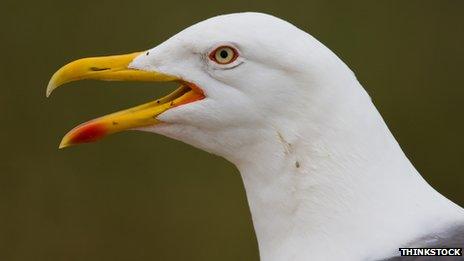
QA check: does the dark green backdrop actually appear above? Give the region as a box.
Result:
[1,0,463,260]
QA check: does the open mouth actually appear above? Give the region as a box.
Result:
[46,51,205,148]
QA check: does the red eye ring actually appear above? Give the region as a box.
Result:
[209,46,239,65]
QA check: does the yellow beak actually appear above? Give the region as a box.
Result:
[47,52,205,149]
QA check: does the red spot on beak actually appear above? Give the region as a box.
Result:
[68,122,107,144]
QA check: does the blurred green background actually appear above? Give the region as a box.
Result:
[1,0,463,260]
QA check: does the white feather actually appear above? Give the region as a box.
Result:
[133,12,464,260]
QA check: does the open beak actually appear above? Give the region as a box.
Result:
[47,52,205,149]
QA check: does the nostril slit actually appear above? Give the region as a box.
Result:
[146,51,150,55]
[90,67,110,71]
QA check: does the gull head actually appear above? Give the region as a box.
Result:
[47,12,357,160]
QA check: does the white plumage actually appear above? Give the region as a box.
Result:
[136,13,464,260]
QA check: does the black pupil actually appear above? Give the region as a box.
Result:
[219,50,229,59]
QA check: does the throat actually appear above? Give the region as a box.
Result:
[230,113,461,261]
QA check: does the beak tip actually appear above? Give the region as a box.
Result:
[58,141,68,149]
[59,136,72,149]
[46,81,56,98]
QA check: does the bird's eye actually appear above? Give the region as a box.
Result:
[209,46,238,65]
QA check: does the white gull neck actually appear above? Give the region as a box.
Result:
[230,79,464,261]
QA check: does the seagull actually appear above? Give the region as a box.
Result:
[47,12,464,261]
